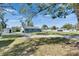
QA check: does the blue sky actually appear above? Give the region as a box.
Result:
[2,4,78,28]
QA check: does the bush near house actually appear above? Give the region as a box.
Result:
[11,27,21,32]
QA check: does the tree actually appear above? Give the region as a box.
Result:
[0,4,75,30]
[51,26,57,30]
[73,4,79,30]
[26,19,34,27]
[0,11,7,31]
[41,25,48,30]
[19,4,74,28]
[0,4,15,31]
[62,24,74,30]
[0,23,3,31]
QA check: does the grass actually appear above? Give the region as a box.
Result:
[0,38,37,56]
[0,31,79,56]
[0,37,79,56]
[1,34,23,38]
[32,31,79,36]
[1,31,79,38]
[33,44,79,56]
[0,39,15,55]
[0,40,14,48]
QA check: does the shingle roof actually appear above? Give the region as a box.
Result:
[24,26,41,29]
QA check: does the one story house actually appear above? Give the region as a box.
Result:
[2,26,41,33]
[21,27,42,33]
[2,28,11,33]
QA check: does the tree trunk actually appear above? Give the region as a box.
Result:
[74,4,79,30]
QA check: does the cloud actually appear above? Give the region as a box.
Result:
[4,8,18,14]
[44,14,51,17]
[16,15,26,20]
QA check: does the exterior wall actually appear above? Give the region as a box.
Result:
[43,29,52,32]
[24,28,41,33]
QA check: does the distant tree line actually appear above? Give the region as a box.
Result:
[41,23,75,30]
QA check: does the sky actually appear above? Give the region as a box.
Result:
[1,3,78,28]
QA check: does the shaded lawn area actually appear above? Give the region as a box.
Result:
[1,37,79,56]
[0,31,79,56]
[1,34,24,38]
[0,40,14,48]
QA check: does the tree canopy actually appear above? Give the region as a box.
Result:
[0,11,7,30]
[62,24,74,30]
[51,26,58,30]
[0,3,75,29]
[18,3,74,28]
[19,3,74,19]
[41,24,48,30]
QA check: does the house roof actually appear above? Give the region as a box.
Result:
[24,26,41,29]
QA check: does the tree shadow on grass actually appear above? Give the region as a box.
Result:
[0,40,14,48]
[2,42,38,56]
[2,37,71,56]
[32,37,70,45]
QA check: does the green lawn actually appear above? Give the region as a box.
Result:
[1,34,23,38]
[0,31,79,56]
[0,40,14,48]
[1,31,79,39]
[32,31,79,35]
[0,37,79,56]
